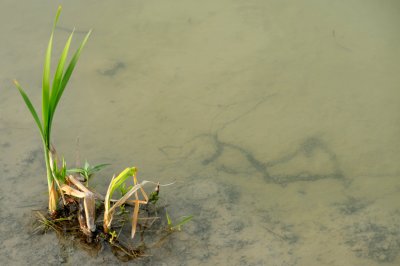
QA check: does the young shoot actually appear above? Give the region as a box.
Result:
[68,161,110,186]
[14,6,91,214]
[166,210,193,232]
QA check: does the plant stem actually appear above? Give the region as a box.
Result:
[44,143,58,213]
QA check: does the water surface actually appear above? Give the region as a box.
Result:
[1,0,400,265]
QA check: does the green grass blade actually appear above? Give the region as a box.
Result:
[51,30,74,98]
[13,80,44,139]
[53,29,92,112]
[42,32,53,142]
[52,6,62,30]
[109,167,136,200]
[48,30,74,131]
[42,6,62,146]
[171,215,193,230]
[166,210,172,226]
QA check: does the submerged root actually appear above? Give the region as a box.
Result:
[110,240,144,262]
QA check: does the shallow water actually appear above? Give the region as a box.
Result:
[1,0,400,265]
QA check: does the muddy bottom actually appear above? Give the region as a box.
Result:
[2,0,400,265]
[31,193,187,263]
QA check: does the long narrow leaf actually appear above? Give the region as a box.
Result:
[48,30,74,132]
[13,80,44,139]
[166,210,172,226]
[171,216,193,231]
[104,174,116,212]
[53,29,92,112]
[131,198,140,239]
[52,31,74,98]
[108,167,136,201]
[42,6,62,146]
[42,31,53,143]
[108,181,150,214]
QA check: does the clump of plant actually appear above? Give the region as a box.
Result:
[14,6,91,214]
[15,6,191,261]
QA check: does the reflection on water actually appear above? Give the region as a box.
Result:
[1,0,400,265]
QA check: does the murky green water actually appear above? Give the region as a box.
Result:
[1,0,400,265]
